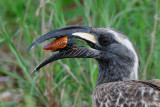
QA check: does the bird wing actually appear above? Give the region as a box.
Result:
[147,79,160,88]
[92,80,160,107]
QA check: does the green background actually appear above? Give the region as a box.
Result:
[0,0,160,106]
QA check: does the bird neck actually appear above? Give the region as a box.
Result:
[96,58,138,86]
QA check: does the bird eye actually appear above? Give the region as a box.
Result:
[101,37,109,45]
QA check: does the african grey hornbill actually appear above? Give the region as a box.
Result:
[27,25,160,107]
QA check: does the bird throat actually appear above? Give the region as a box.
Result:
[96,59,136,86]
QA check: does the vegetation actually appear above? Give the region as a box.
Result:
[0,0,160,106]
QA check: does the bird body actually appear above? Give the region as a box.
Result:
[92,80,160,107]
[27,25,160,107]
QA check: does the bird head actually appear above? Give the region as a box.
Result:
[27,25,139,85]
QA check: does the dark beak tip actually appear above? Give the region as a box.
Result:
[26,48,30,53]
[31,69,37,75]
[26,45,34,53]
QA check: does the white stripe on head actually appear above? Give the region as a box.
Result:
[107,29,139,80]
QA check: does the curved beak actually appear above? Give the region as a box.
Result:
[27,25,96,52]
[27,25,100,74]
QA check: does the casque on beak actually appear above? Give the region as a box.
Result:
[27,25,100,74]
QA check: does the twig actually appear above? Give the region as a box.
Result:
[41,0,45,35]
[60,84,65,104]
[40,0,55,106]
[0,76,10,82]
[58,60,80,84]
[46,10,54,29]
[17,0,31,51]
[35,0,50,17]
[23,0,31,23]
[73,85,81,107]
[142,0,158,80]
[52,74,69,90]
[155,16,160,21]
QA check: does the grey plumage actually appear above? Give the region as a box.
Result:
[92,80,160,107]
[27,25,160,107]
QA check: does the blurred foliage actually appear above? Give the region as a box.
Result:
[0,0,160,106]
